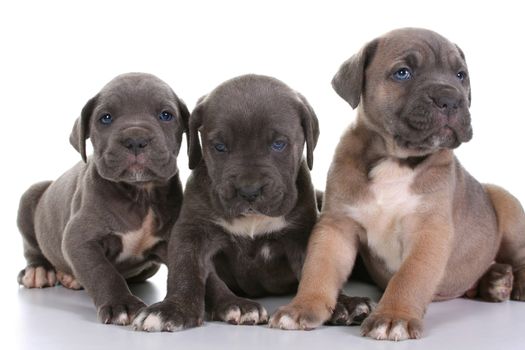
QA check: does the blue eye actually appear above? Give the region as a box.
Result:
[393,68,412,81]
[271,140,287,152]
[457,71,467,81]
[99,114,113,125]
[214,143,227,152]
[159,111,174,121]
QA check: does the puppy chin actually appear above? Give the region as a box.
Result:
[222,203,279,218]
[96,156,178,185]
[239,206,283,217]
[213,182,296,218]
[120,168,156,183]
[214,196,287,219]
[395,126,472,155]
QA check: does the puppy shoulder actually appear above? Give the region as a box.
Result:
[325,123,377,207]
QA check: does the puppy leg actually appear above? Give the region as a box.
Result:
[206,272,268,325]
[484,184,525,301]
[269,215,360,330]
[17,181,56,288]
[63,220,146,325]
[133,223,208,332]
[361,216,453,341]
[281,225,374,327]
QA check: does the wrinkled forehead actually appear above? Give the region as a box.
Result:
[98,76,177,112]
[374,30,466,69]
[202,94,303,138]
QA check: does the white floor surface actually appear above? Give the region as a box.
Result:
[7,266,525,350]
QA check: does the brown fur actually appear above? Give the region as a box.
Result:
[269,28,525,340]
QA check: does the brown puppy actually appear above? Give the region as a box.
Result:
[269,28,525,340]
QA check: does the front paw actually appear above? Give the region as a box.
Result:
[268,299,331,330]
[210,297,268,325]
[361,311,422,341]
[97,295,146,325]
[328,295,375,326]
[132,300,204,332]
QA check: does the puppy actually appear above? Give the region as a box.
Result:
[17,73,189,325]
[269,28,525,340]
[132,74,372,331]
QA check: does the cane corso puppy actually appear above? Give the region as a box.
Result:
[132,74,373,331]
[269,28,525,340]
[17,73,189,325]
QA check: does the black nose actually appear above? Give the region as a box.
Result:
[432,95,461,115]
[237,186,262,202]
[122,137,149,155]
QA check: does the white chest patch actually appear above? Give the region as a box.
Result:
[259,243,273,262]
[346,159,421,273]
[215,215,288,238]
[116,209,161,262]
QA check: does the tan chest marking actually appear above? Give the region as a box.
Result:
[116,209,161,262]
[346,158,421,273]
[215,214,288,238]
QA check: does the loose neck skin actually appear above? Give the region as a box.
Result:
[354,106,445,162]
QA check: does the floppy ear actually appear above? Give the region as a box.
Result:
[455,44,472,106]
[69,94,98,162]
[297,93,320,170]
[188,95,207,170]
[331,39,379,109]
[176,97,191,149]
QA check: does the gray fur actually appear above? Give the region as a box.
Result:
[132,74,373,332]
[17,73,188,325]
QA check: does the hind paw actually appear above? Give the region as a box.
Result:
[18,266,57,288]
[478,263,514,302]
[56,271,82,290]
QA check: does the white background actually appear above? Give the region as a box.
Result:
[1,0,524,348]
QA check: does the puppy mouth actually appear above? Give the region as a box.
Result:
[241,207,259,215]
[99,151,177,183]
[215,190,286,218]
[124,154,147,170]
[123,156,177,182]
[225,200,284,218]
[394,109,472,151]
[396,125,462,151]
[123,163,151,183]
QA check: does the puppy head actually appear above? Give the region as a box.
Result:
[69,73,189,184]
[189,74,319,218]
[333,28,472,156]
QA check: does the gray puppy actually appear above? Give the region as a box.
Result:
[132,74,372,332]
[17,73,189,325]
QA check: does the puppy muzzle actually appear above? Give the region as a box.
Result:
[394,86,472,151]
[215,177,287,218]
[97,125,178,183]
